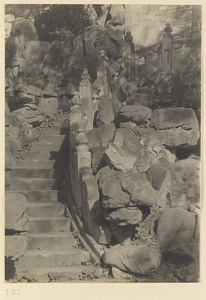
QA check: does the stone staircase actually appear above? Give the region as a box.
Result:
[8,125,93,282]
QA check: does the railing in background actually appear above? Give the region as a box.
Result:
[123,24,174,79]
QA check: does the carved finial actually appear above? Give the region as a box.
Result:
[75,128,89,152]
[98,50,108,61]
[81,68,91,81]
[125,31,133,43]
[164,23,173,38]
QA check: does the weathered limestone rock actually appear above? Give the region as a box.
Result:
[95,98,115,127]
[86,124,115,149]
[153,208,196,253]
[151,108,199,130]
[104,244,161,275]
[90,146,107,174]
[118,105,152,125]
[136,126,199,148]
[62,53,84,80]
[5,235,27,260]
[104,207,142,226]
[11,107,45,127]
[97,167,130,209]
[5,193,29,231]
[106,5,125,26]
[6,136,23,158]
[39,98,58,117]
[6,18,37,68]
[117,172,158,207]
[146,157,200,208]
[105,124,169,172]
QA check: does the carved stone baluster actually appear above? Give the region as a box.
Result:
[97,50,112,98]
[74,127,91,216]
[79,68,93,131]
[161,23,173,74]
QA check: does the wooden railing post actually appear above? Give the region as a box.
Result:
[161,23,173,74]
[80,68,93,131]
[97,50,112,98]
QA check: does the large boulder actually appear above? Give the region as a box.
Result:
[86,124,115,149]
[11,107,45,127]
[105,123,170,172]
[5,192,29,231]
[90,146,107,174]
[97,166,130,209]
[146,157,200,208]
[5,18,37,68]
[39,98,58,117]
[104,244,161,275]
[118,105,152,125]
[106,5,125,26]
[136,126,199,148]
[153,208,196,253]
[95,98,115,127]
[43,41,70,71]
[117,172,158,207]
[151,108,199,130]
[104,207,142,226]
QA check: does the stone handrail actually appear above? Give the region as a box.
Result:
[68,53,112,245]
[123,24,174,78]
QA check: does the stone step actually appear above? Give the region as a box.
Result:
[26,202,65,217]
[23,151,66,160]
[27,232,75,251]
[39,135,67,143]
[18,249,90,268]
[23,190,59,202]
[15,160,64,169]
[31,142,68,152]
[28,216,70,233]
[8,178,59,191]
[9,168,65,179]
[14,265,98,282]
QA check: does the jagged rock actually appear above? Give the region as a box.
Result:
[153,208,196,253]
[117,172,158,207]
[104,207,142,226]
[104,244,161,275]
[5,235,27,260]
[11,107,45,127]
[105,124,169,172]
[151,108,199,130]
[106,5,125,26]
[95,98,115,127]
[90,146,107,174]
[65,83,78,97]
[97,166,130,209]
[5,193,29,231]
[6,18,37,68]
[136,126,199,148]
[39,98,58,117]
[146,157,200,208]
[86,124,115,149]
[118,105,152,125]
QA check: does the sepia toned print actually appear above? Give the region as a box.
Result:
[5,4,201,283]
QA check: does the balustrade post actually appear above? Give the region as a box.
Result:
[97,50,112,98]
[75,127,91,216]
[124,31,135,80]
[79,68,93,131]
[161,23,173,74]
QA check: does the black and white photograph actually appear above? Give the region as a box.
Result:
[4,2,203,288]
